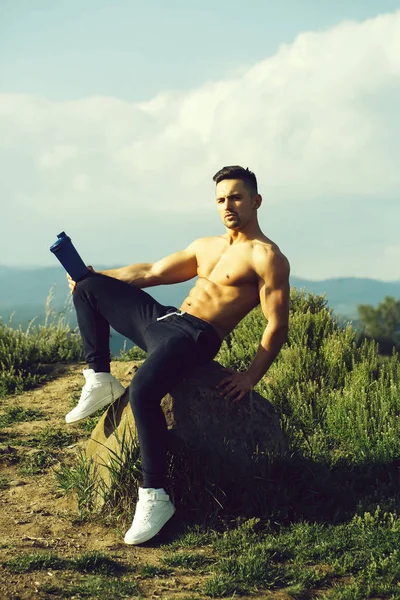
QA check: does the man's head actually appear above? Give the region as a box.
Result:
[213,165,258,196]
[213,165,261,231]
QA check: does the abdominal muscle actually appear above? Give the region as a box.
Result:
[179,277,260,340]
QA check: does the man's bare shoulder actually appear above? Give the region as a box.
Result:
[252,237,290,282]
[190,235,225,251]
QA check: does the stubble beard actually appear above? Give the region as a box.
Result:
[224,214,241,229]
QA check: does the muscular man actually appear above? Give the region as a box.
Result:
[66,165,290,545]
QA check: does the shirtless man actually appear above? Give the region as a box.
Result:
[66,165,290,545]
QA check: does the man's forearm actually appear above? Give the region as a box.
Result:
[247,326,288,387]
[99,263,158,288]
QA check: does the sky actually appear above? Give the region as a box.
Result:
[1,0,399,281]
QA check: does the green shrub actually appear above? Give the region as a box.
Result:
[220,287,400,466]
[119,344,147,361]
[0,289,84,397]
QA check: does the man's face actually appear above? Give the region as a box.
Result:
[215,178,259,230]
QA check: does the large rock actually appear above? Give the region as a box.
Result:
[86,361,287,492]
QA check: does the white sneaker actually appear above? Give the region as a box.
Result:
[124,487,175,545]
[65,369,125,423]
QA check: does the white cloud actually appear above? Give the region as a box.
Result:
[385,245,400,259]
[71,173,91,192]
[0,10,399,277]
[39,144,78,169]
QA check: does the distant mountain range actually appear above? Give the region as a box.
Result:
[1,265,399,356]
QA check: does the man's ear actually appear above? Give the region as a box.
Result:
[254,194,262,209]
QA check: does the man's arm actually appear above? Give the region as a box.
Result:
[217,248,290,402]
[246,249,290,386]
[99,240,199,288]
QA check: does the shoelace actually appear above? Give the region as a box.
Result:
[80,382,98,403]
[83,379,111,394]
[135,498,155,523]
[83,382,95,392]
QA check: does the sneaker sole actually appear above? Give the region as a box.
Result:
[65,386,126,423]
[124,504,176,545]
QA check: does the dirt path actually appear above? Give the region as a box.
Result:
[0,362,200,598]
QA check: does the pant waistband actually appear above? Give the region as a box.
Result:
[156,310,186,322]
[156,309,221,342]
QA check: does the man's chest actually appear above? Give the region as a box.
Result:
[196,244,258,287]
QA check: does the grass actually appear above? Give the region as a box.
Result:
[0,289,84,398]
[140,564,173,578]
[70,551,126,576]
[55,448,100,516]
[3,551,125,575]
[0,430,18,443]
[40,576,140,599]
[56,425,143,521]
[0,474,9,489]
[41,513,380,598]
[0,444,19,466]
[3,552,139,600]
[162,552,213,571]
[79,413,103,432]
[18,448,57,475]
[0,424,77,475]
[3,552,66,573]
[165,597,203,600]
[0,405,45,428]
[159,512,400,598]
[21,426,78,449]
[164,527,217,550]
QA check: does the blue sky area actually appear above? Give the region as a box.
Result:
[2,0,399,100]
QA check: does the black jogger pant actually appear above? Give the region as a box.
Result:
[72,273,222,489]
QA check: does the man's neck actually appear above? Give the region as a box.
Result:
[225,221,263,244]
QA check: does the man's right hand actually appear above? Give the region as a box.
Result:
[67,266,95,294]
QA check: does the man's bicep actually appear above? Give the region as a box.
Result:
[260,280,290,330]
[257,252,290,330]
[151,240,198,284]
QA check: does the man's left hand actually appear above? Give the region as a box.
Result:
[216,368,254,403]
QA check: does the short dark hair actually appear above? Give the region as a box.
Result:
[212,165,258,195]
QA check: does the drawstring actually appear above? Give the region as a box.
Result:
[156,310,186,322]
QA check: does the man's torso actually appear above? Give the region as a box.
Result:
[179,234,286,339]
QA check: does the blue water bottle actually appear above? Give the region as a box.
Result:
[50,232,90,282]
